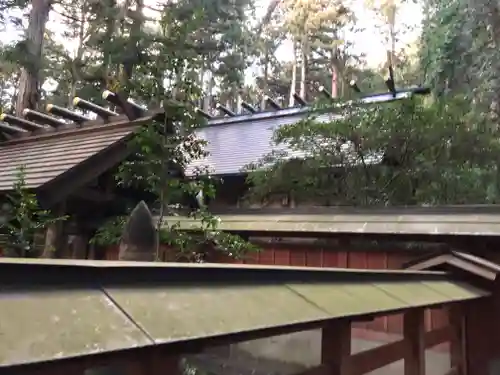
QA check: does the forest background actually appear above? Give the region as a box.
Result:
[1,0,499,210]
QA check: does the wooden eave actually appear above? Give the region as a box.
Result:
[404,250,500,282]
[0,258,487,368]
[159,205,500,238]
[0,112,162,207]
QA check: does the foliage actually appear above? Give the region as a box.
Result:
[0,166,67,257]
[114,102,258,261]
[89,215,126,247]
[419,0,500,117]
[110,7,257,262]
[91,212,258,262]
[245,96,500,206]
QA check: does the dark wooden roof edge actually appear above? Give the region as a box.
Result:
[0,109,163,147]
[0,257,453,285]
[205,86,430,127]
[403,250,500,281]
[0,90,165,146]
[0,85,430,145]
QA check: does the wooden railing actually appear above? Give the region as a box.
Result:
[298,309,462,375]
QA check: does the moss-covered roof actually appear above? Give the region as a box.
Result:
[0,258,487,368]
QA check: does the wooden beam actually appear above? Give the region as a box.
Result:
[9,361,84,375]
[296,365,329,375]
[74,187,116,202]
[297,324,455,375]
[321,319,351,375]
[404,308,426,375]
[349,338,407,375]
[69,233,89,259]
[147,350,180,375]
[2,113,157,147]
[449,306,467,375]
[444,368,458,375]
[424,325,452,348]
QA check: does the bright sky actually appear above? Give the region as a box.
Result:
[0,0,423,81]
[268,0,423,67]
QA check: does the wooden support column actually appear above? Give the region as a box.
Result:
[449,305,467,375]
[463,296,498,375]
[69,234,87,259]
[133,350,179,375]
[404,308,425,375]
[151,356,180,375]
[321,319,351,375]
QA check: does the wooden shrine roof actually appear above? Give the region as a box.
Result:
[187,87,430,176]
[405,250,500,280]
[0,258,487,368]
[0,87,431,198]
[0,92,164,206]
[0,117,151,191]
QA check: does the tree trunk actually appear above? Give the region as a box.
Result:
[15,0,51,116]
[288,42,297,107]
[120,0,143,88]
[331,63,338,98]
[203,74,213,111]
[467,0,500,120]
[69,7,88,109]
[236,87,242,113]
[299,43,307,98]
[260,46,270,109]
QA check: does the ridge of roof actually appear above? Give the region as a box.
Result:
[0,116,137,147]
[404,250,500,281]
[203,87,429,127]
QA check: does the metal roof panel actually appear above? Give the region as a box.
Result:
[187,89,421,176]
[187,112,309,176]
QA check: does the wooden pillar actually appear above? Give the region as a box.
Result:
[11,361,84,375]
[70,234,88,259]
[150,356,180,375]
[321,319,351,375]
[449,305,467,375]
[404,308,425,375]
[463,296,499,375]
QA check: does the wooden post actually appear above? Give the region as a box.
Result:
[131,350,179,375]
[70,234,88,259]
[462,297,497,375]
[449,305,466,375]
[404,308,425,375]
[321,319,351,375]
